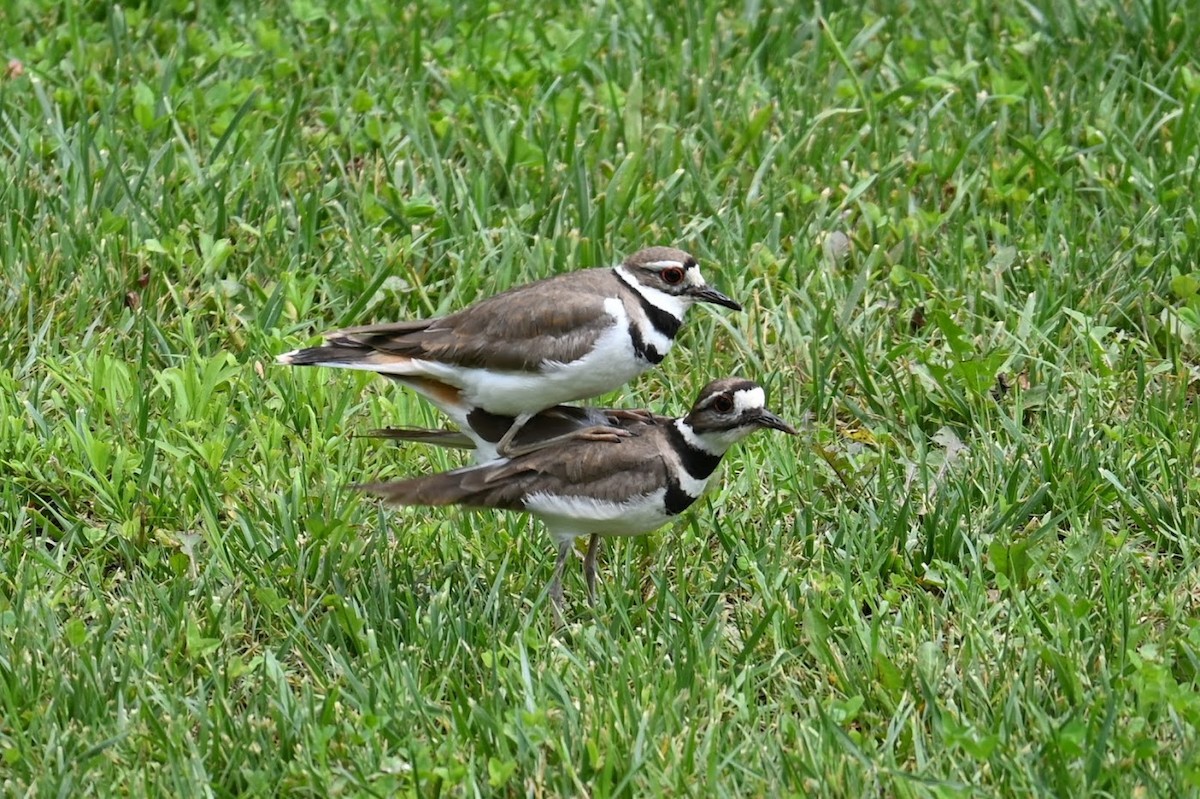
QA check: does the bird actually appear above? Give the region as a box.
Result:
[356,377,796,612]
[277,247,741,457]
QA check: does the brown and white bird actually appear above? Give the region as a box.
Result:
[278,247,740,456]
[357,378,796,610]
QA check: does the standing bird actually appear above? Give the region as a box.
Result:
[277,247,740,456]
[357,378,796,610]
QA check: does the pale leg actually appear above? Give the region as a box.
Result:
[549,538,572,621]
[584,534,602,607]
[494,412,534,459]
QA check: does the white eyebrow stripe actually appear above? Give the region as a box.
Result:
[642,260,686,269]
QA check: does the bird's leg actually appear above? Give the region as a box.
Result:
[584,534,602,607]
[494,412,535,459]
[571,426,635,443]
[500,425,633,458]
[549,538,572,623]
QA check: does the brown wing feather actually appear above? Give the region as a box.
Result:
[327,269,620,371]
[359,421,671,510]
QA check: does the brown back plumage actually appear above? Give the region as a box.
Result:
[357,414,677,510]
[309,268,625,371]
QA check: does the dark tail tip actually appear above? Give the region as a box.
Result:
[277,344,368,366]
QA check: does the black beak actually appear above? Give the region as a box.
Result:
[750,409,798,435]
[688,285,742,311]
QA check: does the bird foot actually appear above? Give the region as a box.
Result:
[573,425,634,444]
[603,408,655,424]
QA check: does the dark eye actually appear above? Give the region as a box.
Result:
[712,395,734,413]
[661,267,685,285]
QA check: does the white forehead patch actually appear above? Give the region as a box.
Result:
[732,386,766,415]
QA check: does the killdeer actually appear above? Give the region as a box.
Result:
[357,377,796,610]
[278,247,740,456]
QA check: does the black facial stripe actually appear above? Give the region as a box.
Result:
[628,323,664,364]
[667,423,723,479]
[613,266,684,341]
[633,286,683,340]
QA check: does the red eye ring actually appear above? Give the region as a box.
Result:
[661,267,685,285]
[712,396,734,413]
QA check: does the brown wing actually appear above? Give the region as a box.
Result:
[327,269,621,371]
[359,425,670,510]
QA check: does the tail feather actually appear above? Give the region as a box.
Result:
[277,317,434,368]
[325,319,433,344]
[277,344,468,425]
[355,465,514,509]
[355,476,467,507]
[277,344,376,366]
[363,427,475,450]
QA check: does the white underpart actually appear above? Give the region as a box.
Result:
[526,488,673,545]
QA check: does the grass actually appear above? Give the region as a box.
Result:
[2,0,1200,794]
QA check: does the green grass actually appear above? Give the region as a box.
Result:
[2,0,1200,794]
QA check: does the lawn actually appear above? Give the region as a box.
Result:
[2,0,1199,795]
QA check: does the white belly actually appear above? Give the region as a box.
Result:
[525,488,673,544]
